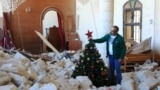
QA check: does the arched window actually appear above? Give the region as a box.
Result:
[123,0,142,43]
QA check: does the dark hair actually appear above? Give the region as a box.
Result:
[113,25,119,31]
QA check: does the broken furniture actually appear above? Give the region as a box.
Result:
[121,51,153,72]
[122,37,154,72]
[47,26,61,52]
[65,32,82,51]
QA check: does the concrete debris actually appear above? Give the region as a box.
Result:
[0,47,160,90]
[0,85,18,90]
[0,71,11,85]
[126,37,151,54]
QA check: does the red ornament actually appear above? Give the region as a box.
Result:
[85,30,93,38]
[96,50,99,53]
[90,65,94,69]
[101,72,106,76]
[91,74,94,77]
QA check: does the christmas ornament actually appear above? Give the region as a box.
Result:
[101,71,106,76]
[85,30,93,38]
[101,68,103,70]
[90,65,94,69]
[78,59,80,63]
[91,74,94,77]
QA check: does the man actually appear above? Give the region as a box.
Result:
[92,26,126,86]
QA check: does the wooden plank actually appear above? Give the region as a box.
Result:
[35,31,59,54]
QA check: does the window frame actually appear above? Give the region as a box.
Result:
[123,0,142,42]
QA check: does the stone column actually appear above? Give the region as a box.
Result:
[99,0,113,35]
[97,0,113,62]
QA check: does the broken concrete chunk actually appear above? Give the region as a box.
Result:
[0,71,11,85]
[31,58,47,75]
[27,69,38,81]
[39,83,57,90]
[0,85,18,90]
[0,64,29,79]
[129,37,151,54]
[9,73,29,87]
[76,76,92,90]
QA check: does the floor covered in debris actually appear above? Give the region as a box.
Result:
[0,47,160,90]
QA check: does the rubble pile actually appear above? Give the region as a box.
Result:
[121,63,160,90]
[0,48,100,90]
[0,47,160,90]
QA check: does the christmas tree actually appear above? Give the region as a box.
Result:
[71,30,110,87]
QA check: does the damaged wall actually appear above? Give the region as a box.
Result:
[11,0,76,54]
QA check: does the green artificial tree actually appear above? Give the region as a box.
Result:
[71,30,110,87]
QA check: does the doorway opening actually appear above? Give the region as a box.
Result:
[41,7,65,52]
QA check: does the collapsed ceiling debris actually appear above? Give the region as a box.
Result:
[0,46,160,90]
[126,37,152,54]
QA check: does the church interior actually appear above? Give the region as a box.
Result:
[0,0,160,90]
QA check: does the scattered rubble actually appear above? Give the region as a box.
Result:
[0,47,160,90]
[126,37,151,54]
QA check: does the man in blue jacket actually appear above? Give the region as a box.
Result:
[92,26,126,86]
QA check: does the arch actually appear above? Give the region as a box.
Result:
[40,6,64,32]
[40,7,65,52]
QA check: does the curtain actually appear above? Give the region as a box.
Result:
[57,12,65,51]
[0,29,3,46]
[1,12,15,49]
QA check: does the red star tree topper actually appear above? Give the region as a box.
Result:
[85,30,93,39]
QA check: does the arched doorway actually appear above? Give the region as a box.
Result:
[41,7,65,52]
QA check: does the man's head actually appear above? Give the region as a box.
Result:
[110,25,119,35]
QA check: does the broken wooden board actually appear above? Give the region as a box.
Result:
[129,37,152,54]
[35,31,59,54]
